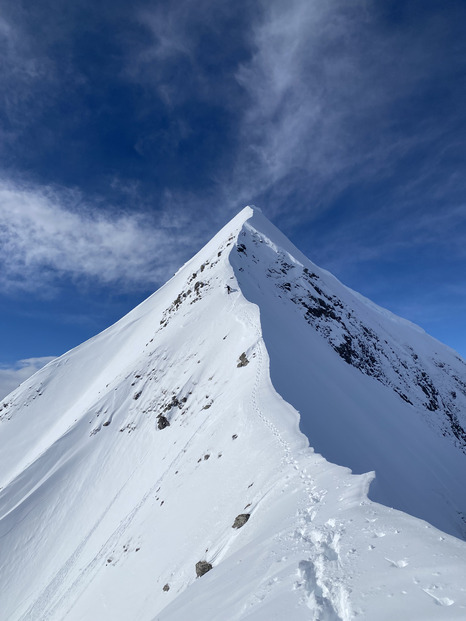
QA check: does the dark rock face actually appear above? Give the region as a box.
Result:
[162,395,187,413]
[195,560,212,578]
[237,353,249,367]
[157,233,237,330]
[163,583,170,592]
[232,513,250,529]
[233,230,466,451]
[157,415,170,430]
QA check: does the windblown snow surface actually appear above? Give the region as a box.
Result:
[1,206,466,620]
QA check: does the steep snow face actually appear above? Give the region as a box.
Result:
[235,210,466,449]
[0,206,466,621]
[230,209,466,539]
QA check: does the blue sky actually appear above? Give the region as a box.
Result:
[1,0,465,397]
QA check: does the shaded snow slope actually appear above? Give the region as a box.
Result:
[231,209,466,539]
[0,206,465,620]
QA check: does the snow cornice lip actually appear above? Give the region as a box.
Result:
[236,204,260,222]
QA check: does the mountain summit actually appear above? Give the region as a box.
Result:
[1,206,466,620]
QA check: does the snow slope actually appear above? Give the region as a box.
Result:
[230,209,466,539]
[0,206,465,620]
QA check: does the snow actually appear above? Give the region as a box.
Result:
[231,209,466,539]
[0,205,466,620]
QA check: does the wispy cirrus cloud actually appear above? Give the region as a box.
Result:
[0,179,203,294]
[124,0,466,243]
[0,356,56,400]
[1,0,465,303]
[229,0,466,222]
[128,0,251,105]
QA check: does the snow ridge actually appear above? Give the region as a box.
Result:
[0,206,466,620]
[239,210,466,450]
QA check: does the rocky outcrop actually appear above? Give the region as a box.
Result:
[195,560,213,578]
[232,513,250,529]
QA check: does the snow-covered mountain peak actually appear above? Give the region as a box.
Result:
[1,207,466,620]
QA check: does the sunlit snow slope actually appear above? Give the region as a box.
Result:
[1,206,465,621]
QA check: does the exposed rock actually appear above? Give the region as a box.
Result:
[157,415,170,430]
[194,280,205,294]
[232,513,250,529]
[163,583,170,592]
[195,560,212,578]
[237,352,249,367]
[163,395,182,412]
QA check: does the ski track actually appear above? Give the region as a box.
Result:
[18,257,350,621]
[239,300,351,620]
[59,411,216,621]
[19,403,215,621]
[240,303,292,460]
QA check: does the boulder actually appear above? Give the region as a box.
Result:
[237,353,249,367]
[232,513,250,529]
[157,415,170,430]
[195,560,212,578]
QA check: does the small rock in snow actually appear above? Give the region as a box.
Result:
[232,514,250,529]
[196,560,213,578]
[237,353,249,367]
[157,415,170,430]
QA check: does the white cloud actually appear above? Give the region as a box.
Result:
[119,0,466,240]
[225,0,466,223]
[0,179,200,293]
[0,356,56,400]
[230,2,372,205]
